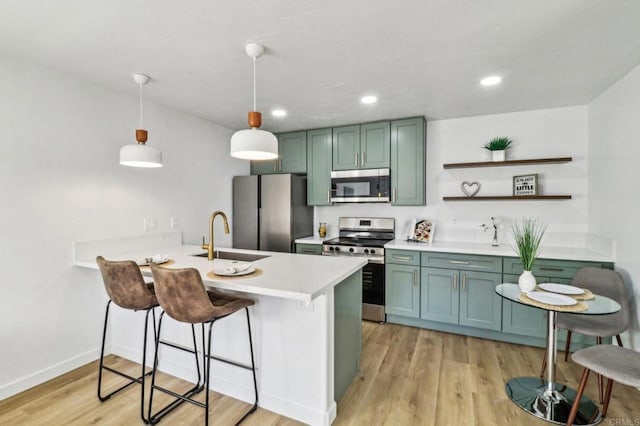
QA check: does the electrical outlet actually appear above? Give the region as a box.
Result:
[143,217,157,231]
[170,217,179,229]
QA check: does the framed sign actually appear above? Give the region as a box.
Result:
[413,219,435,243]
[513,174,538,196]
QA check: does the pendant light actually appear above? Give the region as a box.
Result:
[120,73,163,168]
[230,42,278,160]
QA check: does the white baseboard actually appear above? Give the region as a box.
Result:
[0,348,99,401]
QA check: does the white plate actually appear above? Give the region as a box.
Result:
[539,283,584,295]
[527,291,577,306]
[213,266,256,276]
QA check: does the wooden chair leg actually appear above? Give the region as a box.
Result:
[615,334,623,347]
[568,367,590,425]
[540,348,547,378]
[564,331,572,361]
[602,378,614,417]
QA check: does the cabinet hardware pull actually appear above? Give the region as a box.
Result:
[462,274,467,292]
[450,260,470,265]
[355,152,359,167]
[539,267,563,272]
[453,274,458,291]
[361,151,366,166]
[279,158,282,172]
[413,269,417,286]
[327,189,331,204]
[394,255,412,261]
[273,160,277,172]
[393,187,398,203]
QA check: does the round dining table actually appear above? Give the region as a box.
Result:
[495,283,621,425]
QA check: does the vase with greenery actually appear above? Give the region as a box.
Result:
[512,218,546,292]
[483,137,513,161]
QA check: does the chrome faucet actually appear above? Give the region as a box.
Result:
[202,211,230,260]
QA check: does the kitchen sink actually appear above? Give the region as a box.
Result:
[192,251,270,262]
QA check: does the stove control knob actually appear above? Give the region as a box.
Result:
[335,247,340,252]
[329,246,334,251]
[364,249,369,254]
[349,247,354,253]
[370,249,376,255]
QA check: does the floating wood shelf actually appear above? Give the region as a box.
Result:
[443,195,572,201]
[443,157,572,169]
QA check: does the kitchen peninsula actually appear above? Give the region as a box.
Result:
[73,230,366,426]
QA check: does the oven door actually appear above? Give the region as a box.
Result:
[330,168,390,203]
[362,262,386,322]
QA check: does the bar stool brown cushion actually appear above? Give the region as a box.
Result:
[572,345,640,388]
[96,256,158,310]
[150,264,255,324]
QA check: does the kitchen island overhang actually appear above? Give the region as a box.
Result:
[73,232,366,426]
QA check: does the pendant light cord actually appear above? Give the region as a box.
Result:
[253,56,257,112]
[139,83,144,128]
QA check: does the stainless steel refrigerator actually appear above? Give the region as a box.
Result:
[232,174,313,252]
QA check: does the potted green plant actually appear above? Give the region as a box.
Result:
[511,218,546,292]
[483,137,513,161]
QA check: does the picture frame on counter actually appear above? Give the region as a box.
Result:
[409,219,435,243]
[513,173,538,196]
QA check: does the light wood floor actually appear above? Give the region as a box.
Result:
[1,322,639,425]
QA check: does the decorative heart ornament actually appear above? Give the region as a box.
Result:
[461,181,481,197]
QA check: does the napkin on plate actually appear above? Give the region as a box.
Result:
[224,262,252,274]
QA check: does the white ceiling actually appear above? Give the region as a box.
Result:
[1,0,640,133]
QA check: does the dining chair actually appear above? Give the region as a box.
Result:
[567,345,640,425]
[539,266,630,403]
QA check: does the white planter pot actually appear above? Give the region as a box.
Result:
[518,270,537,293]
[492,150,506,162]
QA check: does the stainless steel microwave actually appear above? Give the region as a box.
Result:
[330,168,390,203]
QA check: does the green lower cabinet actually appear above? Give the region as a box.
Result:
[385,264,420,318]
[420,267,458,324]
[421,267,502,331]
[295,243,323,255]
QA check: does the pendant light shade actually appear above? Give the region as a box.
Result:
[120,74,163,168]
[230,43,278,160]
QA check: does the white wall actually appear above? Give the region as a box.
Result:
[316,106,590,248]
[588,63,640,348]
[0,54,247,399]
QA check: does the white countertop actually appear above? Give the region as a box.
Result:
[385,239,614,263]
[75,245,366,302]
[294,235,331,245]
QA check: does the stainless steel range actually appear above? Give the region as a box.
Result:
[322,217,395,323]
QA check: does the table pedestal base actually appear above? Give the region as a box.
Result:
[506,377,602,425]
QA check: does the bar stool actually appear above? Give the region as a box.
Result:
[567,345,640,425]
[96,256,159,423]
[148,264,258,425]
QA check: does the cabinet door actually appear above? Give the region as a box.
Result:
[390,117,425,205]
[306,128,332,205]
[250,159,277,175]
[360,121,390,169]
[420,267,458,324]
[279,131,307,173]
[385,264,420,318]
[501,273,547,337]
[459,271,502,331]
[332,125,361,170]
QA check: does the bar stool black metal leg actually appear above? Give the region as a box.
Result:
[97,300,112,401]
[205,320,215,425]
[139,307,155,424]
[234,307,259,425]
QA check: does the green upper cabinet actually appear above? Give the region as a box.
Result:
[250,131,307,175]
[307,128,332,206]
[278,131,307,173]
[332,125,360,170]
[360,121,390,168]
[391,117,425,206]
[332,121,390,170]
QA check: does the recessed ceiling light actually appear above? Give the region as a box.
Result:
[360,95,378,104]
[271,109,287,117]
[480,76,502,86]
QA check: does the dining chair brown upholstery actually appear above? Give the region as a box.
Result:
[567,345,640,425]
[148,264,258,425]
[540,267,629,402]
[96,255,159,423]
